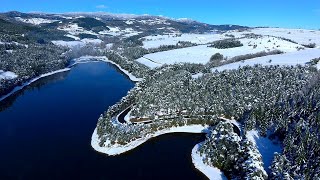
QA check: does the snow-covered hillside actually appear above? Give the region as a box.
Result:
[225,28,320,47]
[213,48,320,71]
[57,23,98,36]
[15,17,58,25]
[137,36,303,68]
[142,33,224,48]
[99,27,142,37]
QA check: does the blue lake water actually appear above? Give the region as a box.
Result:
[0,62,206,180]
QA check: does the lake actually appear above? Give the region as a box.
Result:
[0,62,206,180]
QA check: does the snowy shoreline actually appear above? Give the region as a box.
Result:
[91,124,225,180]
[91,125,208,156]
[191,143,227,180]
[0,68,71,102]
[72,56,143,82]
[0,56,142,102]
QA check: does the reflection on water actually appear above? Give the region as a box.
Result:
[0,72,69,112]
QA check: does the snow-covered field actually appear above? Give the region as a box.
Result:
[213,48,320,72]
[250,28,320,47]
[192,143,227,180]
[91,125,208,156]
[225,28,320,47]
[142,33,225,48]
[15,17,58,25]
[246,130,282,172]
[137,36,302,69]
[0,70,18,80]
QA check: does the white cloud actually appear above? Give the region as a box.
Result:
[96,5,108,9]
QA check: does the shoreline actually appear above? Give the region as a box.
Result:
[0,68,71,102]
[91,125,208,156]
[91,125,226,180]
[72,56,143,82]
[0,56,142,102]
[191,142,227,180]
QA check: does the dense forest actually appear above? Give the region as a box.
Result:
[96,65,320,179]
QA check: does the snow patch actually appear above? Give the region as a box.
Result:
[246,130,281,172]
[58,23,98,36]
[191,72,204,79]
[65,34,80,40]
[52,39,102,48]
[0,71,18,80]
[99,27,142,37]
[15,17,58,25]
[52,40,85,48]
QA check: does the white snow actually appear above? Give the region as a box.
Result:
[246,130,281,172]
[142,33,225,49]
[192,143,227,180]
[15,17,58,25]
[125,20,134,25]
[81,38,102,44]
[249,28,320,46]
[0,71,18,80]
[191,72,204,79]
[58,23,98,36]
[123,109,132,123]
[52,40,85,48]
[52,38,102,48]
[136,57,162,69]
[0,68,70,102]
[137,18,170,26]
[224,28,320,47]
[213,48,320,72]
[65,34,80,40]
[137,36,301,69]
[99,27,141,37]
[91,125,208,156]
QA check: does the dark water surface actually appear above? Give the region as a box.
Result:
[0,62,206,180]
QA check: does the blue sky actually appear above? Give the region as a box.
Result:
[1,0,320,29]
